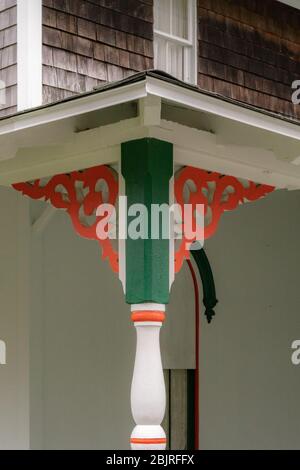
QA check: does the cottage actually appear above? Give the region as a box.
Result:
[0,0,300,450]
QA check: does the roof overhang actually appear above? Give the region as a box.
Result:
[0,71,299,189]
[277,0,300,10]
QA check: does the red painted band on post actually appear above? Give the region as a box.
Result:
[131,311,166,323]
[130,438,167,444]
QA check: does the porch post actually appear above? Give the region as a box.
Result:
[121,138,173,450]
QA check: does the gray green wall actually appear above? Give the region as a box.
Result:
[0,186,300,449]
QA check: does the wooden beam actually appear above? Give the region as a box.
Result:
[1,113,300,189]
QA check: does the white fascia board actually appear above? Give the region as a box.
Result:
[145,76,300,141]
[1,74,299,143]
[150,120,300,189]
[17,0,43,111]
[0,81,147,136]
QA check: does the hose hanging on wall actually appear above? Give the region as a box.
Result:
[190,245,218,324]
[187,244,218,450]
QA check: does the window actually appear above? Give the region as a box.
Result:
[154,0,197,84]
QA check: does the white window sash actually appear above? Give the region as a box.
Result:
[154,30,193,47]
[154,0,197,85]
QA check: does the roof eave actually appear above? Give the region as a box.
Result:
[0,71,298,141]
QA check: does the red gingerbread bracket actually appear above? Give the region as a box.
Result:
[12,164,274,276]
[174,166,274,273]
[13,165,119,273]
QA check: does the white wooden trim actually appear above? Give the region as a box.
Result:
[1,114,300,189]
[191,0,198,85]
[145,76,300,141]
[154,120,300,189]
[17,0,43,111]
[0,77,299,142]
[0,78,300,188]
[154,30,193,47]
[131,304,166,312]
[169,175,175,289]
[32,205,57,235]
[0,81,146,136]
[118,173,126,292]
[130,303,166,450]
[16,195,30,449]
[30,230,45,449]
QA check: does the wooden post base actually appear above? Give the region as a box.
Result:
[130,303,167,450]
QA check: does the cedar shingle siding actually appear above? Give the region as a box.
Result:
[42,0,154,104]
[198,0,300,120]
[0,0,17,117]
[1,0,298,120]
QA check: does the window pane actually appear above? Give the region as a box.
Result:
[153,0,196,84]
[154,36,189,81]
[154,36,168,72]
[154,0,171,34]
[183,47,193,83]
[168,42,184,80]
[172,0,188,39]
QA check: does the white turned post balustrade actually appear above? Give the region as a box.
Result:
[130,303,166,450]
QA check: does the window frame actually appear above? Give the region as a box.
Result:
[153,0,197,85]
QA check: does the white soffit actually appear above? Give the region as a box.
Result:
[0,82,147,136]
[0,76,299,140]
[146,76,300,141]
[0,75,299,188]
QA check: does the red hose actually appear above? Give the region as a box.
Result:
[187,259,200,450]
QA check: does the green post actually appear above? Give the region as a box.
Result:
[121,138,173,304]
